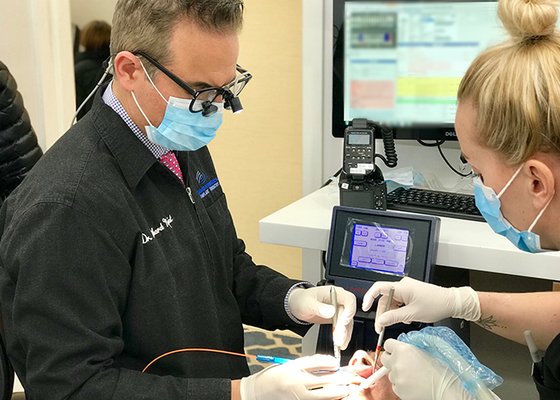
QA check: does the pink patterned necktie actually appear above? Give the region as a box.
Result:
[160,152,184,183]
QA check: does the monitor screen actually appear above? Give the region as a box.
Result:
[326,206,440,303]
[348,223,409,276]
[325,206,439,298]
[331,0,504,139]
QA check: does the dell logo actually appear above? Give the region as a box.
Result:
[445,131,457,137]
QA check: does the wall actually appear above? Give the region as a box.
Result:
[70,0,117,28]
[210,0,303,279]
[0,0,75,150]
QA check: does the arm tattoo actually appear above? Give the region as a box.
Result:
[475,315,506,331]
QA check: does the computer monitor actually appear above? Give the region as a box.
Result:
[331,0,504,140]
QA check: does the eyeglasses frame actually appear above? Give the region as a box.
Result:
[132,50,252,113]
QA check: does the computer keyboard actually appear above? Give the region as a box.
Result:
[386,187,485,222]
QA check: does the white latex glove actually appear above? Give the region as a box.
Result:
[362,277,481,333]
[288,286,356,350]
[240,354,356,400]
[381,339,478,400]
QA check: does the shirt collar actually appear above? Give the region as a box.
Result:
[89,83,160,189]
[102,81,169,159]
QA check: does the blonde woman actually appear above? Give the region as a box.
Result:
[363,0,560,399]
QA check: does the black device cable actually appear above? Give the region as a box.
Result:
[320,168,343,188]
[332,24,341,52]
[318,166,342,283]
[317,250,334,287]
[318,167,345,280]
[437,143,472,177]
[416,139,472,177]
[370,121,398,168]
[417,139,445,147]
[416,139,472,178]
[71,57,113,126]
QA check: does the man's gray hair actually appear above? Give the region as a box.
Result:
[110,0,244,74]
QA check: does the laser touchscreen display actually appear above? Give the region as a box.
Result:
[327,207,440,301]
[349,223,409,276]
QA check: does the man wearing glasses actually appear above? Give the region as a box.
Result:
[0,1,359,399]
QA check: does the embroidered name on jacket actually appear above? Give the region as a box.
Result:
[141,215,174,244]
[196,170,220,199]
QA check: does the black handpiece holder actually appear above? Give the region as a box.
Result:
[339,118,397,210]
[339,166,387,210]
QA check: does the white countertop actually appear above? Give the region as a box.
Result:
[260,184,560,280]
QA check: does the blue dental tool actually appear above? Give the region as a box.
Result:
[255,355,293,364]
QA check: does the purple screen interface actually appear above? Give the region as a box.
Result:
[349,224,409,276]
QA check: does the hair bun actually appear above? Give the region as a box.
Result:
[498,0,558,42]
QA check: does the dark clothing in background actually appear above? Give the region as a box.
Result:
[72,24,81,58]
[533,332,560,399]
[74,48,110,120]
[0,89,308,399]
[0,61,42,201]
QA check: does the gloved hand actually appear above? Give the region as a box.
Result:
[288,286,356,349]
[362,277,481,333]
[381,339,478,400]
[240,354,357,400]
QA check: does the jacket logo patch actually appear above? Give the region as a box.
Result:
[196,171,207,185]
[141,215,174,244]
[196,177,220,199]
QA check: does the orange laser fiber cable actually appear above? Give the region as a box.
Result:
[142,348,259,373]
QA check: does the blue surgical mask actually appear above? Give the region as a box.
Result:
[473,165,552,253]
[130,61,223,152]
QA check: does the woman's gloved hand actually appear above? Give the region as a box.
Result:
[362,277,481,333]
[240,355,357,400]
[381,339,477,400]
[288,286,356,350]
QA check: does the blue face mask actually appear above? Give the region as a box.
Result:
[131,61,223,152]
[473,165,552,253]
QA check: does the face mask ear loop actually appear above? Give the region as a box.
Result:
[528,194,554,232]
[137,58,169,104]
[131,90,154,127]
[497,164,524,199]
